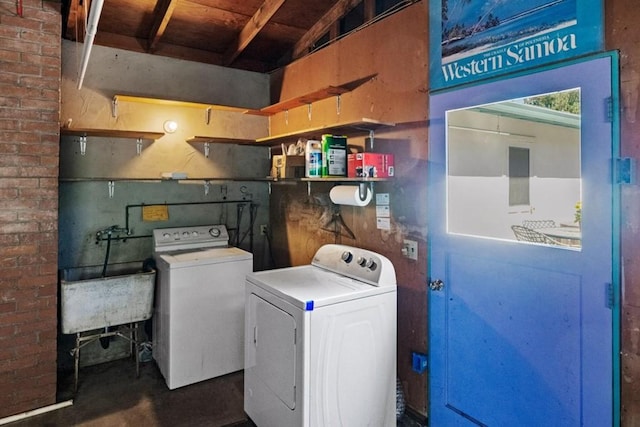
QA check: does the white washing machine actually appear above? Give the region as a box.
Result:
[152,224,253,390]
[244,244,397,427]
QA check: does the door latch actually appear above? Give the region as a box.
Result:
[429,279,444,291]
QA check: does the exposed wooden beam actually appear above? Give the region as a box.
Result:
[65,0,87,42]
[290,0,363,60]
[147,0,179,52]
[223,0,286,66]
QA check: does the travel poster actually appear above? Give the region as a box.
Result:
[429,0,604,90]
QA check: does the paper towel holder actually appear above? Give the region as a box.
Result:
[357,182,369,201]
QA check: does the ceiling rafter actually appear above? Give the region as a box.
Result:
[289,0,362,61]
[147,0,179,52]
[223,0,286,66]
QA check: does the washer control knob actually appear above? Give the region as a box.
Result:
[357,256,367,267]
[162,232,171,239]
[341,251,353,263]
[209,227,221,238]
[365,259,377,270]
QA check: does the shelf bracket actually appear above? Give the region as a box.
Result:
[79,135,87,156]
[268,182,272,195]
[204,142,210,158]
[285,110,289,126]
[205,107,212,125]
[336,95,341,116]
[136,138,143,156]
[369,129,375,150]
[307,181,311,196]
[204,180,210,195]
[307,104,312,121]
[111,97,118,118]
[108,181,115,198]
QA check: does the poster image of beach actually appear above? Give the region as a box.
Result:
[429,0,603,90]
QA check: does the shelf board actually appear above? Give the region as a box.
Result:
[60,128,164,140]
[113,95,257,114]
[259,86,350,115]
[269,177,389,183]
[256,118,395,145]
[59,177,274,183]
[187,136,260,145]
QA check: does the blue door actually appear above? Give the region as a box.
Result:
[428,54,619,426]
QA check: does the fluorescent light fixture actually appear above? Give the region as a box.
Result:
[448,125,535,140]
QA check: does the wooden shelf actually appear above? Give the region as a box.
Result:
[270,177,389,183]
[187,136,259,145]
[259,86,350,115]
[60,128,164,140]
[256,118,395,145]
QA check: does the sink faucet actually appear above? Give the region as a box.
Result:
[95,225,130,243]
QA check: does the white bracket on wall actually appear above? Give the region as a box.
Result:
[204,142,210,158]
[79,135,87,156]
[307,181,312,196]
[204,180,210,195]
[336,94,341,116]
[285,109,289,126]
[307,104,312,121]
[108,181,115,198]
[369,129,375,150]
[136,138,143,156]
[111,97,118,118]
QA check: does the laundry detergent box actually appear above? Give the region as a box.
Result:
[348,153,395,178]
[321,134,347,177]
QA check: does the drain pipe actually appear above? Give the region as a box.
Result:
[77,0,105,90]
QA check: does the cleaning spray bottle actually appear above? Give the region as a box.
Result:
[305,140,322,178]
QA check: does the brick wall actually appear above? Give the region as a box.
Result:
[0,0,60,418]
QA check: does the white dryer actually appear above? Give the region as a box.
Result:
[244,244,397,427]
[153,224,252,390]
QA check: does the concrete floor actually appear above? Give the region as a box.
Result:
[5,357,426,427]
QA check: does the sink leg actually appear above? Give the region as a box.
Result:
[74,332,80,393]
[133,322,140,378]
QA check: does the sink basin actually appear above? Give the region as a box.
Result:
[60,269,156,334]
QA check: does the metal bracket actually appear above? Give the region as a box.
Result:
[205,107,212,125]
[136,138,143,156]
[615,157,636,184]
[79,135,87,156]
[307,104,312,121]
[285,110,289,126]
[336,94,341,116]
[111,97,118,118]
[307,181,311,196]
[369,129,375,150]
[108,181,115,198]
[605,282,614,309]
[204,180,210,195]
[204,142,210,158]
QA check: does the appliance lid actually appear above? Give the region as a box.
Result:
[153,224,229,252]
[247,264,396,311]
[158,246,252,268]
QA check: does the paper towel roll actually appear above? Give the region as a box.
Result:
[329,185,372,206]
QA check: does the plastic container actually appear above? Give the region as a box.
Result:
[305,140,322,177]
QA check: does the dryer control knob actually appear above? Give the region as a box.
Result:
[365,259,377,270]
[357,256,367,267]
[209,227,221,237]
[341,251,353,263]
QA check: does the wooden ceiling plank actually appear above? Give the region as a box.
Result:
[148,0,179,51]
[290,0,362,60]
[223,0,286,66]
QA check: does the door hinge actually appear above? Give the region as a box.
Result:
[605,96,614,122]
[605,283,615,309]
[614,157,636,185]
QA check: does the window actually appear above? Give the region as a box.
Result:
[509,146,530,206]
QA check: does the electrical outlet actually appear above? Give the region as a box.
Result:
[260,224,268,235]
[403,239,418,260]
